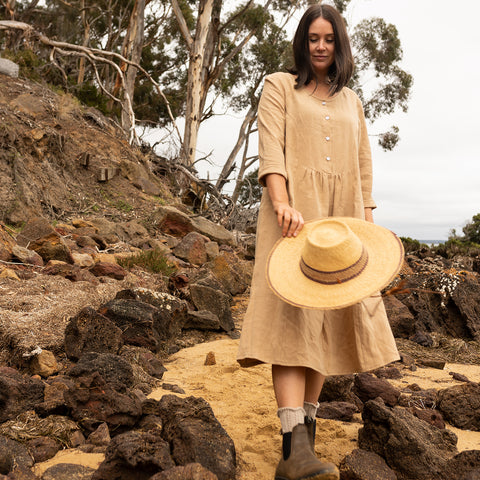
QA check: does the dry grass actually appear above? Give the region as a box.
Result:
[397,332,480,365]
[0,410,79,446]
[0,273,136,364]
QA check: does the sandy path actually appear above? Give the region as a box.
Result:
[150,338,480,479]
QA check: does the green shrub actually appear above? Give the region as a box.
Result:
[433,238,480,259]
[400,237,428,253]
[117,248,176,276]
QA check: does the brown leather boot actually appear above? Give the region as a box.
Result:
[304,416,316,453]
[274,423,339,480]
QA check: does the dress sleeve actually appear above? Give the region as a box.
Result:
[257,74,288,187]
[357,97,377,210]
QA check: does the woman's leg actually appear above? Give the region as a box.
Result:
[304,368,325,404]
[272,365,306,407]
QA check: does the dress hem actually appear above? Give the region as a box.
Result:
[236,354,401,377]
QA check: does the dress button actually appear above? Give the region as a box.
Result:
[326,156,331,161]
[326,136,330,141]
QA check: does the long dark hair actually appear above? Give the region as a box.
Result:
[290,4,354,95]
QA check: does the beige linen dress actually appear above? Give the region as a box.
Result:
[237,72,400,375]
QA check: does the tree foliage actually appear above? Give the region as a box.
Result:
[461,214,480,244]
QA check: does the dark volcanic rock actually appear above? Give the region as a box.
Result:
[86,422,111,447]
[0,435,33,474]
[156,395,236,480]
[64,372,142,432]
[115,288,188,341]
[25,436,61,463]
[339,448,397,480]
[119,345,166,382]
[35,376,74,416]
[397,387,437,410]
[358,399,458,480]
[316,401,359,422]
[64,307,124,361]
[383,295,416,338]
[409,331,434,347]
[99,299,163,352]
[68,352,135,391]
[372,365,403,380]
[397,270,480,341]
[411,407,445,429]
[92,429,174,480]
[437,383,480,431]
[150,463,219,479]
[184,310,221,330]
[353,373,400,407]
[5,465,39,480]
[41,463,96,480]
[319,375,354,401]
[0,368,44,422]
[189,284,234,332]
[441,450,480,480]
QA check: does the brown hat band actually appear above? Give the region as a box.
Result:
[299,247,369,285]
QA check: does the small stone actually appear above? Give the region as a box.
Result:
[162,383,185,394]
[0,269,20,280]
[69,430,86,448]
[450,372,470,383]
[204,352,216,366]
[419,359,445,370]
[30,350,59,377]
[86,422,110,446]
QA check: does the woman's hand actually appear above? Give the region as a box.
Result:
[265,174,304,237]
[272,201,305,238]
[364,208,374,223]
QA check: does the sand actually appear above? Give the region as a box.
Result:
[150,338,480,479]
[34,337,480,479]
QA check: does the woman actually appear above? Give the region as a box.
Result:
[237,4,401,480]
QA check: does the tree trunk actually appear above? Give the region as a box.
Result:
[77,0,90,85]
[120,0,146,135]
[216,105,256,190]
[182,0,216,166]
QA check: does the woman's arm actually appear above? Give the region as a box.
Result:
[265,173,304,237]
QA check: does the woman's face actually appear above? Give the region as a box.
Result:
[308,17,335,77]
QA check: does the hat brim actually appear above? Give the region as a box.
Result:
[266,217,404,310]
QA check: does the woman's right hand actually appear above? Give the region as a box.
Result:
[272,201,304,238]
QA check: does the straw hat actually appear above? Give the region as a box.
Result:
[266,217,404,310]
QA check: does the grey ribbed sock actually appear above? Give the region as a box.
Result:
[277,407,305,433]
[304,401,319,420]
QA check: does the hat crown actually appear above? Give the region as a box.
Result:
[301,219,364,272]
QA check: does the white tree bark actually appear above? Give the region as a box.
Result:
[120,0,146,136]
[172,0,215,165]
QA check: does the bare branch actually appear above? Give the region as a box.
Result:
[170,0,194,51]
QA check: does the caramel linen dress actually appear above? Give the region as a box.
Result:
[237,72,399,375]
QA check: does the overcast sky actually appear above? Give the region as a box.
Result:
[158,0,480,241]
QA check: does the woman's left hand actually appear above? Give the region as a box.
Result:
[364,208,374,223]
